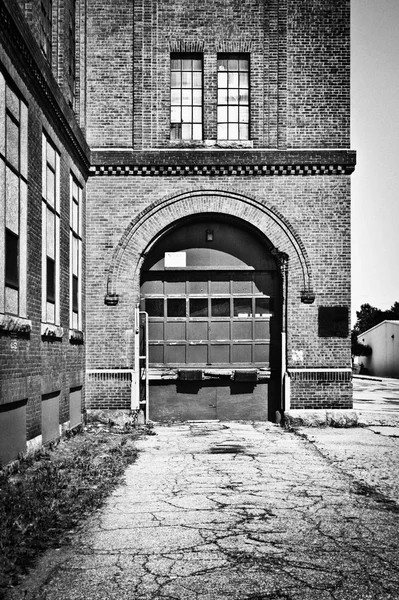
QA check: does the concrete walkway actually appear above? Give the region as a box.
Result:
[11,421,399,600]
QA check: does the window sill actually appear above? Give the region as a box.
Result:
[168,139,254,149]
[41,323,64,339]
[69,329,84,344]
[0,314,32,334]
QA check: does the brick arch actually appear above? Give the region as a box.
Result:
[106,190,315,302]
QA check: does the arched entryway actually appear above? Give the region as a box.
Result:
[140,214,282,422]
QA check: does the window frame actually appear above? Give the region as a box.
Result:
[217,53,250,141]
[170,53,203,141]
[0,73,28,318]
[69,173,83,332]
[42,132,60,326]
[40,0,53,61]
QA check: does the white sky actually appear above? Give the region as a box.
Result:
[351,0,399,323]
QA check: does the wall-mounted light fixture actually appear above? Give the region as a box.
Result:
[206,229,214,242]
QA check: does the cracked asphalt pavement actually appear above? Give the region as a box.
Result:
[9,421,399,600]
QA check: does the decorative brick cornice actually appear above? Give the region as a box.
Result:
[168,39,205,52]
[90,150,356,177]
[0,0,90,175]
[90,163,355,177]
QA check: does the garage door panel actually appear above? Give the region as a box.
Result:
[254,320,270,339]
[187,344,208,364]
[233,321,252,340]
[149,344,164,363]
[210,321,230,340]
[232,343,252,363]
[188,321,208,341]
[210,344,230,364]
[165,344,186,364]
[149,321,164,341]
[254,343,270,363]
[165,321,186,341]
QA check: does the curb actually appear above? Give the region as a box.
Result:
[284,409,399,429]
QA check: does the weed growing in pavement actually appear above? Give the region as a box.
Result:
[0,426,148,591]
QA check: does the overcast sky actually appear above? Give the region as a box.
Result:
[351,0,399,322]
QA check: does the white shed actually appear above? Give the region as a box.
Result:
[359,320,399,378]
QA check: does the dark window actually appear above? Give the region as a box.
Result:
[211,298,230,317]
[72,274,79,313]
[167,298,186,317]
[146,298,164,317]
[190,298,208,317]
[170,54,202,140]
[217,54,249,140]
[40,0,52,60]
[46,256,55,303]
[234,298,253,317]
[5,229,19,290]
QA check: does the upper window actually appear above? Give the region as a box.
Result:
[42,134,60,325]
[0,73,28,317]
[68,0,76,107]
[217,54,249,140]
[40,0,53,61]
[70,174,83,331]
[170,54,202,141]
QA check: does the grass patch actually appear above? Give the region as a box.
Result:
[0,424,150,592]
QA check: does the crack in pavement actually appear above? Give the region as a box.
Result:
[6,422,399,600]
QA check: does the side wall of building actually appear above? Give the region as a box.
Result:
[0,0,89,466]
[360,323,399,379]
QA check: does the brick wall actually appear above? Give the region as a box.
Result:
[0,0,89,464]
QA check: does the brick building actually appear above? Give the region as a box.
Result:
[1,0,355,464]
[0,0,88,465]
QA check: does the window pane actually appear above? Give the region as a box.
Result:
[47,256,55,303]
[5,168,19,234]
[228,89,239,104]
[182,59,192,71]
[6,116,19,170]
[228,58,238,71]
[47,143,56,169]
[182,106,192,123]
[181,72,192,88]
[190,299,208,317]
[255,298,272,316]
[228,72,239,87]
[72,274,79,313]
[239,124,249,140]
[192,72,202,88]
[192,89,202,105]
[234,298,252,317]
[192,124,202,140]
[47,208,55,259]
[239,72,249,87]
[192,59,202,71]
[5,286,19,315]
[218,58,228,71]
[229,106,238,122]
[239,58,249,71]
[6,87,19,120]
[171,106,181,123]
[211,298,230,317]
[171,72,181,87]
[146,298,164,317]
[72,200,79,232]
[182,124,192,139]
[181,90,192,105]
[171,89,181,105]
[229,123,239,139]
[192,107,202,122]
[171,58,181,71]
[218,89,228,105]
[167,298,186,317]
[217,124,228,140]
[46,167,55,206]
[239,89,249,104]
[218,106,227,122]
[5,229,19,289]
[239,106,249,123]
[218,72,228,88]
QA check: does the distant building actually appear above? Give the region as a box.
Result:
[358,321,399,379]
[1,0,356,466]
